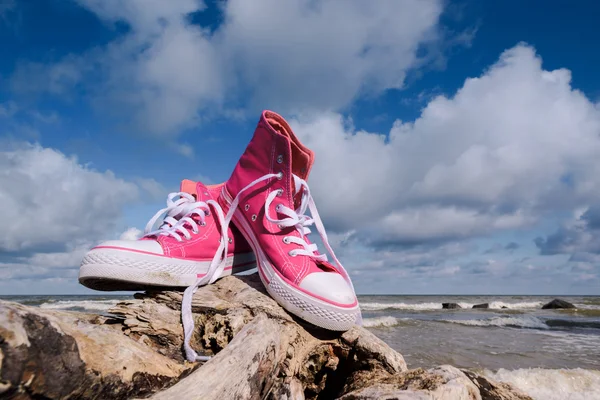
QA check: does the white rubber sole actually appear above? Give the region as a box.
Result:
[79,247,256,291]
[222,190,359,331]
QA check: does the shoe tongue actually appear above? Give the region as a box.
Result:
[264,111,314,180]
[194,182,212,202]
[179,179,214,203]
[291,174,305,210]
[180,179,198,196]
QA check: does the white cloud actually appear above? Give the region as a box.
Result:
[374,207,531,245]
[291,44,600,246]
[134,178,167,200]
[0,143,171,291]
[11,0,445,136]
[217,0,443,112]
[119,227,142,240]
[169,142,195,158]
[0,245,89,281]
[25,246,91,268]
[0,143,139,253]
[536,205,600,256]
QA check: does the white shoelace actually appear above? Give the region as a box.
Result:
[143,192,230,362]
[179,199,229,362]
[143,192,201,236]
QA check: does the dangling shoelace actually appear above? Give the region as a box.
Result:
[143,192,230,362]
[178,198,229,362]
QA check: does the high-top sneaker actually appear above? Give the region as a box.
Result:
[79,180,255,292]
[219,110,361,331]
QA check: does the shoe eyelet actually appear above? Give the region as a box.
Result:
[276,204,282,211]
[205,210,210,216]
[278,224,283,229]
[277,172,283,180]
[244,204,250,211]
[288,250,297,257]
[283,237,290,244]
[277,154,283,164]
[276,189,283,197]
[251,214,257,221]
[228,238,233,244]
[200,222,206,226]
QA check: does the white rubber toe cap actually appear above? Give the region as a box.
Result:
[94,240,164,255]
[299,272,356,306]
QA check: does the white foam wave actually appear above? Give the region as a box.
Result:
[362,316,403,327]
[484,368,600,400]
[361,301,543,311]
[576,304,600,310]
[444,315,548,329]
[40,299,121,312]
[361,302,442,311]
[487,301,543,309]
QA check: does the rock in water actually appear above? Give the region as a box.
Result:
[473,303,489,309]
[442,303,462,309]
[541,299,576,309]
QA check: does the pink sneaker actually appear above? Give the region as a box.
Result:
[219,110,361,331]
[78,180,256,292]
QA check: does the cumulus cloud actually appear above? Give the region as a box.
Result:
[217,0,443,112]
[291,44,600,247]
[10,0,445,135]
[0,143,171,291]
[119,227,143,241]
[0,143,139,253]
[0,246,89,280]
[536,206,600,256]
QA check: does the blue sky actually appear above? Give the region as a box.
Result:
[1,0,600,295]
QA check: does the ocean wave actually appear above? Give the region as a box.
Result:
[575,304,600,310]
[487,301,544,309]
[361,302,443,311]
[484,368,600,400]
[362,316,405,327]
[39,299,122,312]
[443,316,549,329]
[360,301,543,311]
[545,319,600,330]
[442,316,600,331]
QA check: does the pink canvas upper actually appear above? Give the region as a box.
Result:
[141,181,252,260]
[223,111,345,287]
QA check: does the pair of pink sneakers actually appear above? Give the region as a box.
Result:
[79,111,361,361]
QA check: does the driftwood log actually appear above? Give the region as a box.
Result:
[0,274,532,400]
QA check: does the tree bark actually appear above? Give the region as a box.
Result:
[0,274,531,400]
